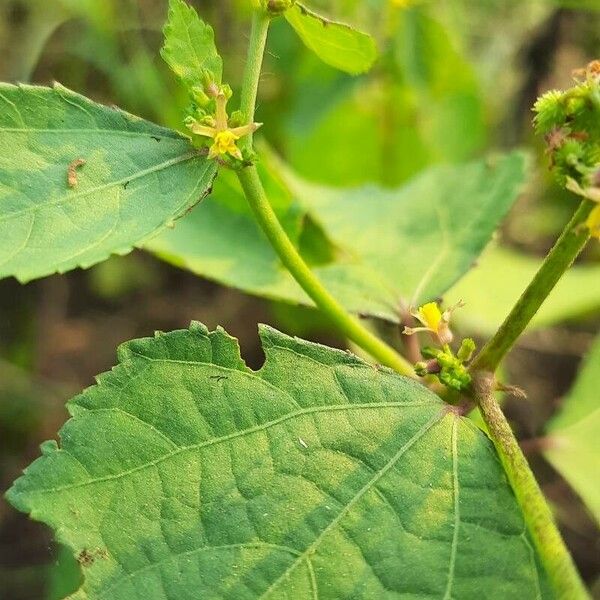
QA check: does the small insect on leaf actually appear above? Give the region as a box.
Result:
[67,158,86,188]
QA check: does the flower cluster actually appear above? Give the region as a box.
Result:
[403,301,462,345]
[404,301,475,392]
[184,71,261,165]
[534,60,600,211]
[415,338,476,392]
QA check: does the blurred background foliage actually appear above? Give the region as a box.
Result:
[0,0,599,598]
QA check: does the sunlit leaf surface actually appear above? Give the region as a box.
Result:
[0,83,217,282]
[161,0,223,89]
[285,3,377,75]
[8,323,546,599]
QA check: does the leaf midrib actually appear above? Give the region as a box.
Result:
[0,151,201,223]
[33,400,439,495]
[0,128,185,138]
[443,417,460,600]
[96,543,304,600]
[86,409,446,599]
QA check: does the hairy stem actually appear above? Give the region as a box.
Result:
[238,167,415,376]
[235,9,414,376]
[469,198,594,597]
[238,10,270,153]
[472,372,589,600]
[472,199,594,372]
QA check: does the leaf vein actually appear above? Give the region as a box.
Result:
[443,417,460,600]
[0,151,199,223]
[258,410,446,598]
[33,402,438,495]
[97,542,303,599]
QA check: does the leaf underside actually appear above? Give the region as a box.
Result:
[148,152,526,322]
[0,83,217,282]
[447,245,600,334]
[285,3,378,75]
[7,323,546,599]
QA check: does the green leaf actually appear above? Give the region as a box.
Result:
[7,322,546,598]
[161,0,223,88]
[280,152,527,309]
[284,9,485,187]
[544,335,600,525]
[286,82,431,187]
[148,152,526,321]
[0,83,217,282]
[47,544,83,600]
[147,162,312,308]
[285,3,377,75]
[446,246,600,334]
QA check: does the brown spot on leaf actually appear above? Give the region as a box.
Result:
[77,547,108,567]
[77,549,94,567]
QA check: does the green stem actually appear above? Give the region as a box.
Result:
[469,198,594,597]
[236,8,414,376]
[472,199,594,372]
[238,167,415,376]
[238,10,270,153]
[472,372,589,600]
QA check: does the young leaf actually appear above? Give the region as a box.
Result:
[0,83,217,282]
[446,246,600,334]
[161,0,223,88]
[285,4,377,75]
[7,323,546,598]
[147,152,526,321]
[544,335,600,524]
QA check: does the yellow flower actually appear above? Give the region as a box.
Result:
[587,204,600,239]
[187,91,261,161]
[210,130,241,160]
[390,0,419,7]
[418,302,443,332]
[403,301,464,346]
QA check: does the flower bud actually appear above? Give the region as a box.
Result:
[221,84,233,100]
[416,337,476,392]
[414,360,441,377]
[228,110,245,128]
[457,338,476,363]
[534,60,600,201]
[190,86,210,107]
